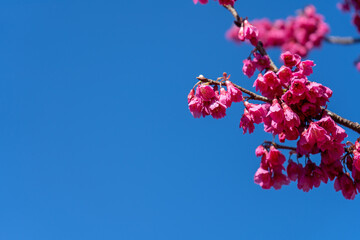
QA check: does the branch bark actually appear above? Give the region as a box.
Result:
[324,36,360,45]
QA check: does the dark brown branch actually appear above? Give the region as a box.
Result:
[263,141,297,151]
[324,109,360,134]
[223,5,242,26]
[196,76,360,135]
[324,36,360,45]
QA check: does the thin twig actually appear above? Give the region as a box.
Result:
[324,36,360,45]
[223,5,278,72]
[263,141,297,151]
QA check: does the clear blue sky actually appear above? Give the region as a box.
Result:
[0,0,359,239]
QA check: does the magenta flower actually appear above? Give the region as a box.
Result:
[239,109,255,134]
[268,99,284,123]
[281,51,301,67]
[287,160,301,181]
[282,103,300,128]
[245,101,268,124]
[209,100,227,119]
[242,59,256,78]
[290,78,307,96]
[197,85,216,101]
[254,167,272,189]
[252,52,270,71]
[255,145,267,157]
[218,0,236,6]
[334,173,357,200]
[226,81,243,102]
[272,172,290,190]
[297,60,315,76]
[277,66,292,87]
[238,20,259,46]
[188,96,203,118]
[219,87,232,108]
[266,146,286,167]
[193,0,208,4]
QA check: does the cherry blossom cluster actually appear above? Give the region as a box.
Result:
[188,74,243,119]
[193,0,236,6]
[226,5,329,57]
[338,0,360,32]
[188,50,360,199]
[189,1,360,199]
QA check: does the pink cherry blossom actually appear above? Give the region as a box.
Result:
[254,167,272,189]
[281,51,301,68]
[197,85,216,101]
[193,0,208,4]
[219,87,232,108]
[238,20,259,46]
[209,100,227,119]
[334,173,357,200]
[188,96,203,118]
[242,59,256,78]
[287,160,300,181]
[226,80,243,102]
[252,52,270,71]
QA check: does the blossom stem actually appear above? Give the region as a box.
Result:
[324,36,360,45]
[223,5,278,72]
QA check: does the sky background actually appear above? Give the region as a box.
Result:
[0,0,359,239]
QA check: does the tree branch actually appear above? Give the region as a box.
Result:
[196,76,360,135]
[324,36,360,45]
[263,141,297,151]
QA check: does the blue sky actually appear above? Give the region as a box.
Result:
[0,0,359,239]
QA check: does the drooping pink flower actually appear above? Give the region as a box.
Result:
[282,103,300,128]
[219,87,232,108]
[297,60,315,76]
[272,172,290,190]
[252,52,270,71]
[242,59,256,78]
[255,145,267,157]
[193,0,208,4]
[226,81,243,102]
[188,89,195,103]
[320,160,343,181]
[239,109,255,134]
[218,0,236,6]
[254,167,272,189]
[334,173,357,200]
[238,20,259,46]
[277,66,292,87]
[287,160,301,181]
[354,151,360,172]
[197,85,216,101]
[281,51,301,68]
[244,101,268,124]
[268,99,284,123]
[188,96,203,118]
[266,146,286,167]
[209,100,227,119]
